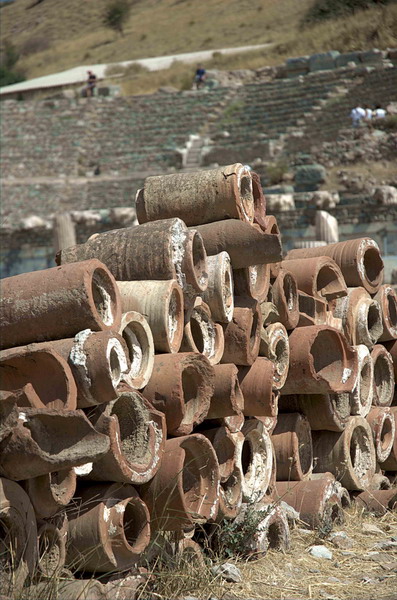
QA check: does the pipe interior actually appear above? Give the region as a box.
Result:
[122,325,144,378]
[38,530,60,575]
[181,366,202,424]
[192,232,207,289]
[124,500,147,549]
[316,265,343,298]
[374,354,393,404]
[249,311,259,350]
[168,287,181,346]
[221,470,241,504]
[190,317,205,354]
[239,175,254,217]
[387,291,397,326]
[380,415,393,452]
[267,519,287,550]
[92,269,115,326]
[110,394,151,465]
[275,338,289,374]
[297,421,313,476]
[182,446,203,514]
[214,434,235,477]
[283,274,296,311]
[241,439,253,476]
[223,266,234,313]
[366,302,382,344]
[349,426,373,479]
[359,360,373,408]
[311,330,343,383]
[49,469,75,503]
[363,247,383,285]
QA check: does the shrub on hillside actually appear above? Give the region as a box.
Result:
[304,0,393,23]
[0,40,25,86]
[103,0,131,36]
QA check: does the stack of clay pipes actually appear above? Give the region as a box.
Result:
[1,163,396,598]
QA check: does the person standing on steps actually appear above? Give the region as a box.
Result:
[194,64,206,90]
[86,70,97,97]
[350,104,365,128]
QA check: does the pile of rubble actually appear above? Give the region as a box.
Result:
[1,163,396,599]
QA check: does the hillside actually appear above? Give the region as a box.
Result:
[0,0,396,87]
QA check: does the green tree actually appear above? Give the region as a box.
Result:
[0,40,25,87]
[103,0,131,36]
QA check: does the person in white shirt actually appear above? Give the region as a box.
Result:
[364,105,373,121]
[374,104,387,119]
[350,105,366,127]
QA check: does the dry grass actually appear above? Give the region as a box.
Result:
[138,504,397,600]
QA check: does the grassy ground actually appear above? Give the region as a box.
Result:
[1,0,396,90]
[143,505,397,600]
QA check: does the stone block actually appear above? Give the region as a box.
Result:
[285,56,309,77]
[359,49,386,65]
[336,52,362,68]
[294,164,326,192]
[309,51,340,72]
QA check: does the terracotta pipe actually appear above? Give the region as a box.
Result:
[0,408,110,480]
[282,325,358,395]
[144,352,214,436]
[368,472,392,490]
[173,538,206,568]
[251,170,267,229]
[221,297,262,366]
[238,358,277,416]
[104,572,148,599]
[0,259,121,349]
[367,407,395,463]
[263,214,280,236]
[259,322,290,389]
[233,263,271,302]
[312,416,376,490]
[260,301,280,326]
[193,220,282,269]
[333,287,382,347]
[181,299,224,365]
[86,386,165,485]
[275,476,344,531]
[119,311,154,390]
[141,434,220,531]
[384,339,397,379]
[379,407,397,471]
[374,285,397,342]
[217,464,243,520]
[136,163,255,225]
[371,344,395,407]
[355,489,397,516]
[218,413,245,433]
[272,413,313,481]
[350,344,374,417]
[232,503,290,557]
[285,237,384,294]
[117,279,184,353]
[0,348,77,410]
[36,515,67,579]
[297,291,327,327]
[240,419,274,502]
[279,393,350,432]
[270,268,299,331]
[201,252,234,323]
[57,218,208,294]
[0,394,19,441]
[263,442,277,501]
[67,483,150,572]
[0,478,37,596]
[25,468,76,519]
[281,257,347,302]
[206,363,244,419]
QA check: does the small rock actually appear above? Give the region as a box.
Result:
[308,545,333,560]
[329,531,354,549]
[326,577,341,583]
[373,540,397,551]
[211,563,242,583]
[362,523,384,535]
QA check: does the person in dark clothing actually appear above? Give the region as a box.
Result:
[194,64,206,90]
[86,71,97,97]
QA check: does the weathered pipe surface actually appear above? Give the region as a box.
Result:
[141,434,220,531]
[36,516,67,578]
[201,252,234,323]
[371,344,395,407]
[232,503,290,557]
[193,220,282,269]
[238,358,277,417]
[279,393,350,432]
[0,408,110,480]
[0,348,77,411]
[374,284,397,342]
[233,263,270,303]
[136,163,255,226]
[143,352,215,436]
[379,407,397,471]
[119,311,154,390]
[367,407,395,463]
[259,322,290,389]
[117,279,184,353]
[260,301,280,326]
[0,259,121,350]
[312,416,376,491]
[348,344,373,417]
[86,385,165,485]
[275,476,344,531]
[272,413,313,481]
[58,218,208,294]
[24,468,76,519]
[270,268,300,331]
[285,237,384,294]
[221,297,262,366]
[181,300,224,365]
[333,287,382,348]
[206,363,244,419]
[297,291,327,327]
[0,478,38,596]
[280,256,347,302]
[0,395,19,442]
[282,325,358,396]
[240,419,274,503]
[355,489,397,516]
[67,483,150,573]
[384,339,397,379]
[251,170,267,230]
